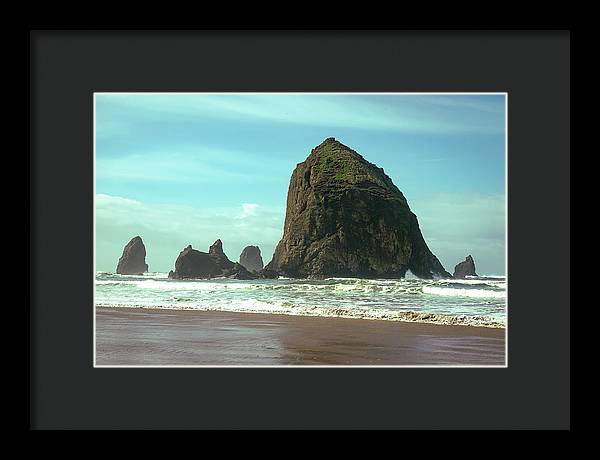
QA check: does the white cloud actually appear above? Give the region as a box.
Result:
[238,203,259,219]
[96,193,141,206]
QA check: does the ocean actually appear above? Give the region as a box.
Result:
[95,272,506,328]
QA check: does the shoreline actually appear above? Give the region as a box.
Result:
[95,303,505,329]
[96,306,506,366]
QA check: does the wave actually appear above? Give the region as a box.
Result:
[422,286,506,299]
[469,275,506,279]
[95,272,169,280]
[95,274,506,329]
[95,276,505,297]
[441,279,505,286]
[96,301,505,328]
[95,279,253,290]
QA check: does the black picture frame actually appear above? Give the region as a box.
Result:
[30,30,570,429]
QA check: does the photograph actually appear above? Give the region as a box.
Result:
[94,92,507,367]
[31,30,571,430]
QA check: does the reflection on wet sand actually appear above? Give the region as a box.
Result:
[96,307,505,366]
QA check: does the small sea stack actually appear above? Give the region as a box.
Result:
[168,244,222,279]
[239,245,264,273]
[169,240,260,280]
[116,236,149,275]
[453,255,477,279]
[209,239,235,271]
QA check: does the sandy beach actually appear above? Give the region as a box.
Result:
[95,307,505,366]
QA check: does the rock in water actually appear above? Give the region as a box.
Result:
[208,239,235,271]
[256,267,279,279]
[116,236,148,275]
[169,245,222,279]
[453,255,477,279]
[265,138,451,279]
[169,240,259,280]
[222,262,257,280]
[239,245,264,273]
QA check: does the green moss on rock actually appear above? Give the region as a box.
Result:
[265,138,451,279]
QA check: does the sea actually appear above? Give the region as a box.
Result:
[95,271,506,328]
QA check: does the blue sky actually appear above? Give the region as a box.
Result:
[95,94,506,275]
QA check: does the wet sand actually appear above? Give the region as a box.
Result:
[95,307,506,366]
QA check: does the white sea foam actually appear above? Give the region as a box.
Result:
[422,286,506,299]
[95,272,507,329]
[404,270,418,280]
[95,279,251,290]
[443,279,505,286]
[96,301,505,328]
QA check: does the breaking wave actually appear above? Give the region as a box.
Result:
[95,272,506,328]
[96,301,505,328]
[422,286,506,299]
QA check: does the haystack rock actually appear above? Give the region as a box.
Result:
[116,236,148,275]
[265,138,451,279]
[453,255,477,279]
[239,245,264,273]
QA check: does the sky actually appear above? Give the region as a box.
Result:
[95,93,506,275]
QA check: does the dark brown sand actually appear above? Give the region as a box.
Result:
[95,307,506,366]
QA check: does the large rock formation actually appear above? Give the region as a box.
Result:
[239,245,264,273]
[168,245,221,279]
[265,138,451,279]
[116,236,148,275]
[453,255,477,279]
[209,239,235,270]
[168,240,259,280]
